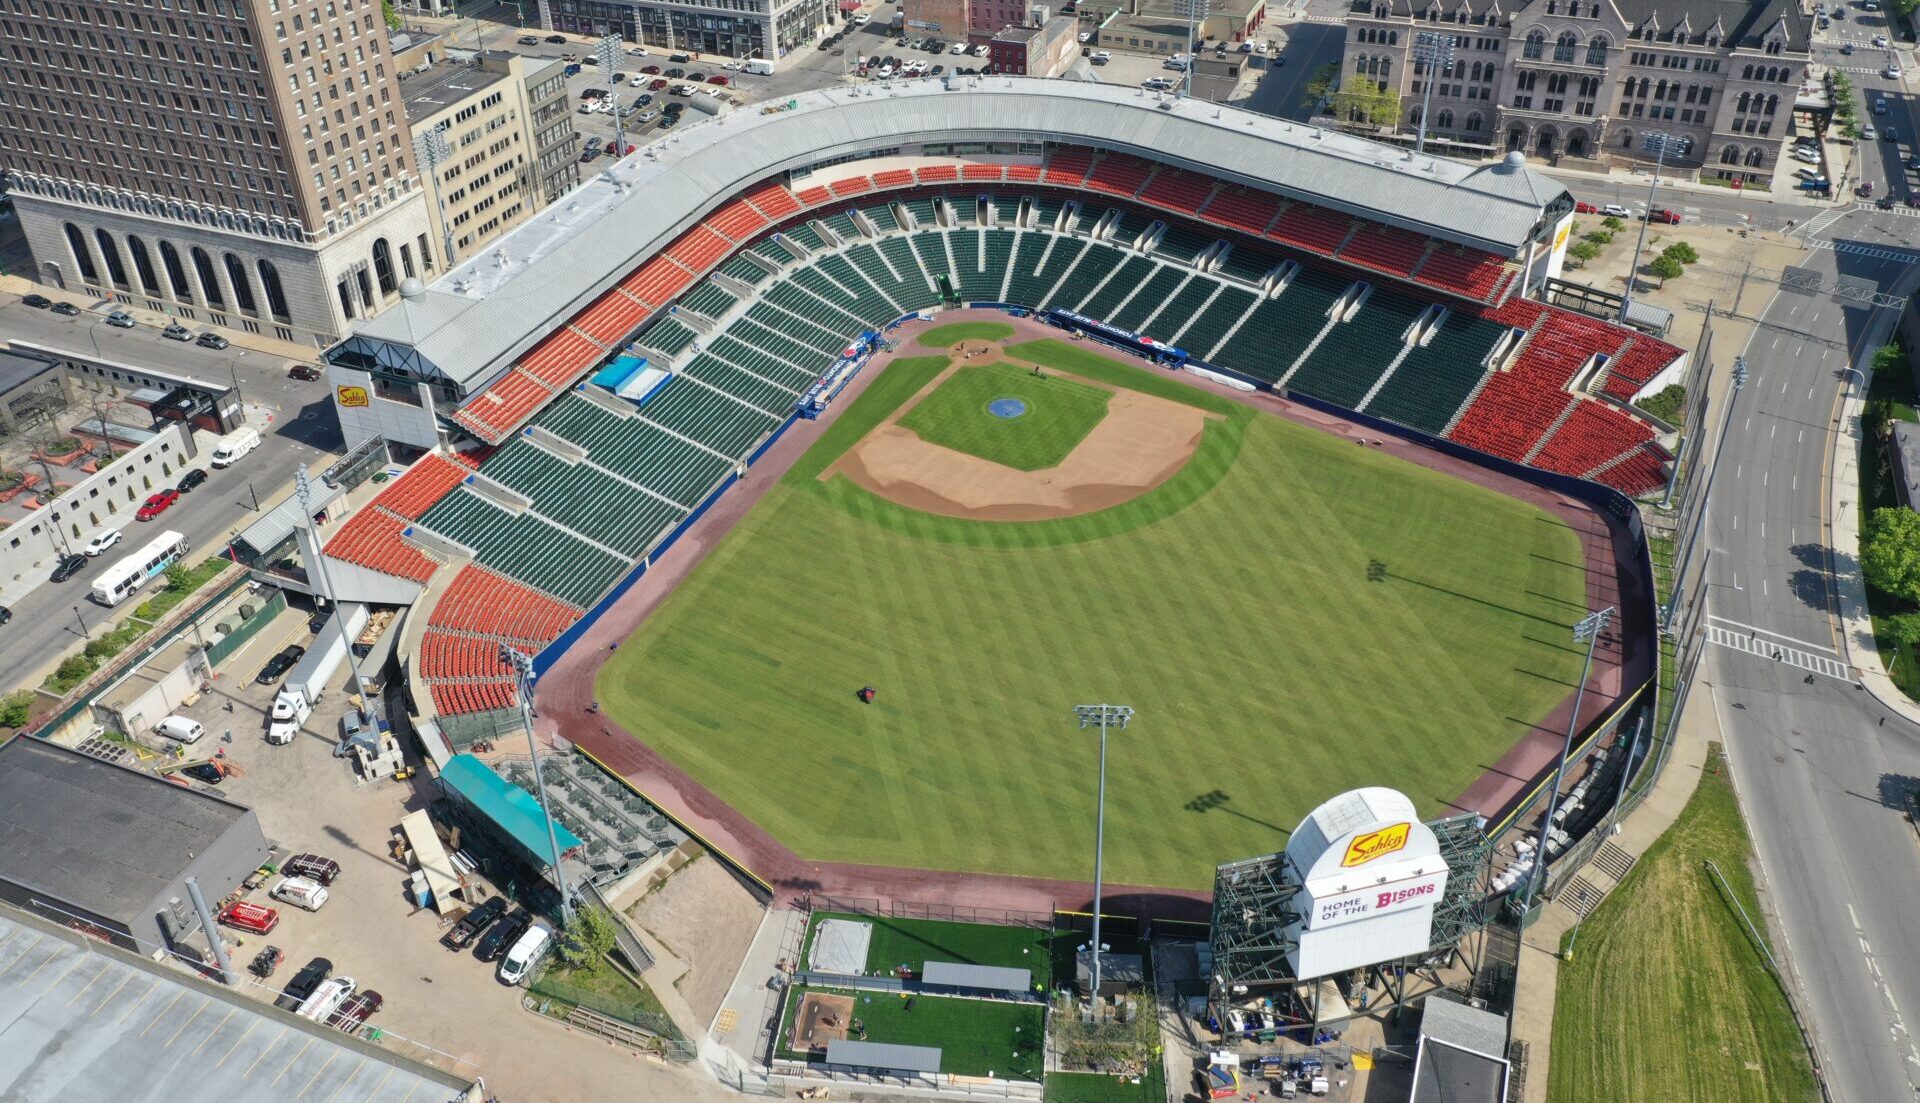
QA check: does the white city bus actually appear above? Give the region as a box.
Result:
[90,530,191,607]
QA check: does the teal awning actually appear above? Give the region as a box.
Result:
[440,754,582,865]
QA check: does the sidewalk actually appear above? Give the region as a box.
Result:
[706,906,804,1090]
[0,274,325,367]
[1508,694,1717,1103]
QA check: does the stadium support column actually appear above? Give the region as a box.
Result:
[1410,33,1456,157]
[503,644,576,928]
[1522,607,1614,912]
[1073,704,1133,1003]
[1180,0,1203,98]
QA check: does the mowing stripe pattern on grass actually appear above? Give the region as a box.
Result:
[897,362,1112,471]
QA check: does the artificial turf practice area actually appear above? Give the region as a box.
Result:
[776,984,1046,1080]
[897,362,1112,470]
[801,911,1053,980]
[598,336,1591,887]
[1547,746,1818,1103]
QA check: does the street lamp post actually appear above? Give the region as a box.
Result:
[296,466,376,714]
[501,645,576,928]
[1410,32,1456,156]
[413,127,457,270]
[1621,131,1684,324]
[1072,704,1132,1004]
[1522,606,1615,910]
[1663,356,1746,630]
[597,34,626,159]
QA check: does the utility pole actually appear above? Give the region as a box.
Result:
[1410,32,1456,156]
[296,466,375,717]
[1180,0,1204,98]
[1621,131,1681,325]
[502,645,575,927]
[1523,606,1615,911]
[1072,704,1132,1004]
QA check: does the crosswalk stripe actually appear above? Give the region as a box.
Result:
[1707,624,1855,680]
[1853,202,1920,219]
[1805,238,1920,262]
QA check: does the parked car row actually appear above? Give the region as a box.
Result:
[439,897,553,985]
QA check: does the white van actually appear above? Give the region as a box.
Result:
[296,976,356,1020]
[271,876,330,911]
[209,426,261,468]
[154,715,206,744]
[745,57,774,75]
[498,920,554,986]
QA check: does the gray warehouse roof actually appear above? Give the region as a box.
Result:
[1412,997,1510,1103]
[349,77,1565,390]
[825,1038,944,1074]
[922,960,1033,993]
[0,736,252,925]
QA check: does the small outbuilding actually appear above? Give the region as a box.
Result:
[1411,997,1511,1103]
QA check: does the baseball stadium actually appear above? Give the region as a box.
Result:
[318,77,1668,908]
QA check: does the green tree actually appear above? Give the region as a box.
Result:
[1602,216,1625,231]
[163,562,191,592]
[382,0,401,29]
[1332,81,1401,127]
[558,905,620,967]
[1582,230,1614,245]
[1661,241,1700,265]
[1873,343,1906,376]
[1881,611,1920,652]
[1647,253,1685,284]
[0,689,34,728]
[1863,506,1920,602]
[1568,240,1602,263]
[1303,63,1339,109]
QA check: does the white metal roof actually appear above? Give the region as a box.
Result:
[350,77,1565,389]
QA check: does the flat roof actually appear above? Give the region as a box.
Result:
[440,753,583,864]
[922,960,1033,992]
[402,61,511,118]
[0,908,472,1103]
[825,1038,943,1074]
[1412,997,1510,1103]
[347,76,1564,388]
[233,479,346,560]
[0,347,58,395]
[0,737,253,924]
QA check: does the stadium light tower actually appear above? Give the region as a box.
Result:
[1073,704,1132,1003]
[1523,607,1615,910]
[502,645,575,928]
[1620,131,1684,324]
[596,34,627,161]
[1179,0,1205,98]
[1410,32,1456,156]
[412,126,456,269]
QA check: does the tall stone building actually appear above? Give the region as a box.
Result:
[0,0,436,345]
[1340,0,1810,186]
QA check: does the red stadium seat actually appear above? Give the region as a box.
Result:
[370,453,470,521]
[1268,203,1353,255]
[324,508,440,583]
[743,180,803,220]
[707,198,770,243]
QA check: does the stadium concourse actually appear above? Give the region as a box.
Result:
[313,78,1673,801]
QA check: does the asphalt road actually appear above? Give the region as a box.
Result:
[0,296,342,686]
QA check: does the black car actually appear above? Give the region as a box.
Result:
[274,957,334,1011]
[181,762,225,785]
[308,607,331,633]
[669,52,691,62]
[176,468,208,493]
[664,66,685,78]
[50,554,86,583]
[196,332,230,350]
[580,146,602,163]
[21,294,50,309]
[546,33,566,43]
[444,897,508,950]
[50,301,81,316]
[0,606,12,627]
[475,909,530,961]
[255,645,306,685]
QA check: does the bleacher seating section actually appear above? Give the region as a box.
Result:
[348,155,1685,717]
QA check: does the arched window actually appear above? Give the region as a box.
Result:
[190,246,224,308]
[1654,78,1669,100]
[1388,30,1398,44]
[1409,105,1424,128]
[1465,111,1483,132]
[1357,53,1370,72]
[1736,90,1750,112]
[258,260,291,322]
[1765,93,1779,115]
[1585,36,1607,65]
[1619,129,1635,149]
[64,223,98,281]
[159,241,190,298]
[1720,145,1741,163]
[1438,108,1455,128]
[1741,63,1754,80]
[1555,31,1578,62]
[93,228,128,288]
[1745,147,1765,167]
[1524,30,1545,59]
[223,253,257,314]
[372,238,396,295]
[126,236,160,295]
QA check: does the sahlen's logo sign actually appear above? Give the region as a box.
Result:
[336,385,370,408]
[1341,822,1410,867]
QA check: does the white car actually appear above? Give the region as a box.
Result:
[1601,203,1633,218]
[876,64,894,78]
[629,73,647,86]
[1887,66,1903,81]
[626,45,647,55]
[83,529,123,557]
[1143,76,1176,91]
[853,11,869,22]
[972,43,989,57]
[950,42,967,54]
[1091,50,1111,64]
[1078,30,1091,42]
[1874,34,1890,46]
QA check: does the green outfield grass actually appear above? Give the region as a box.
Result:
[598,339,1588,887]
[777,985,1045,1079]
[897,362,1111,470]
[915,321,1017,346]
[802,911,1053,982]
[1548,747,1817,1103]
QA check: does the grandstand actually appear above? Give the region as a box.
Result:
[315,79,1682,726]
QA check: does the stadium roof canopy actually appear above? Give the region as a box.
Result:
[353,76,1568,389]
[825,1039,944,1075]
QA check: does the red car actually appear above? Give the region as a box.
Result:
[136,489,180,521]
[219,902,280,934]
[1644,208,1682,224]
[327,989,384,1032]
[708,74,730,85]
[641,64,661,74]
[1573,200,1599,214]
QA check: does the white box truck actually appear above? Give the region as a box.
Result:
[210,426,261,467]
[745,57,774,75]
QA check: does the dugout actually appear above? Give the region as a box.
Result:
[824,1039,943,1083]
[921,961,1033,998]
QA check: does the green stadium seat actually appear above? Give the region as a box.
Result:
[1107,264,1188,332]
[1214,267,1349,382]
[537,393,733,504]
[419,487,628,607]
[1079,254,1157,318]
[1136,273,1214,342]
[684,353,798,416]
[1365,312,1509,435]
[877,238,942,310]
[1175,285,1258,357]
[1042,239,1116,309]
[1153,224,1215,264]
[1216,243,1277,285]
[720,255,769,286]
[1286,287,1423,409]
[484,438,683,558]
[643,375,781,456]
[640,316,699,356]
[680,282,738,319]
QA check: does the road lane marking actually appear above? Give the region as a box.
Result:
[1707,624,1855,679]
[1710,615,1841,654]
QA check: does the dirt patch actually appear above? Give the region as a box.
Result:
[626,855,767,1026]
[826,357,1213,521]
[790,990,856,1052]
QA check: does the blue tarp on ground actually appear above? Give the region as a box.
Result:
[440,753,582,864]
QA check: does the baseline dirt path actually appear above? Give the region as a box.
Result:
[827,353,1211,521]
[535,308,1645,918]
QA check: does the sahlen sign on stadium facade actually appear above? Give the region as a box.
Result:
[1283,788,1450,977]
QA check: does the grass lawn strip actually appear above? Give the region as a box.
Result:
[1546,745,1817,1103]
[917,321,1016,346]
[1044,1069,1166,1103]
[898,362,1112,471]
[802,911,1052,982]
[602,342,1587,886]
[777,985,1044,1080]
